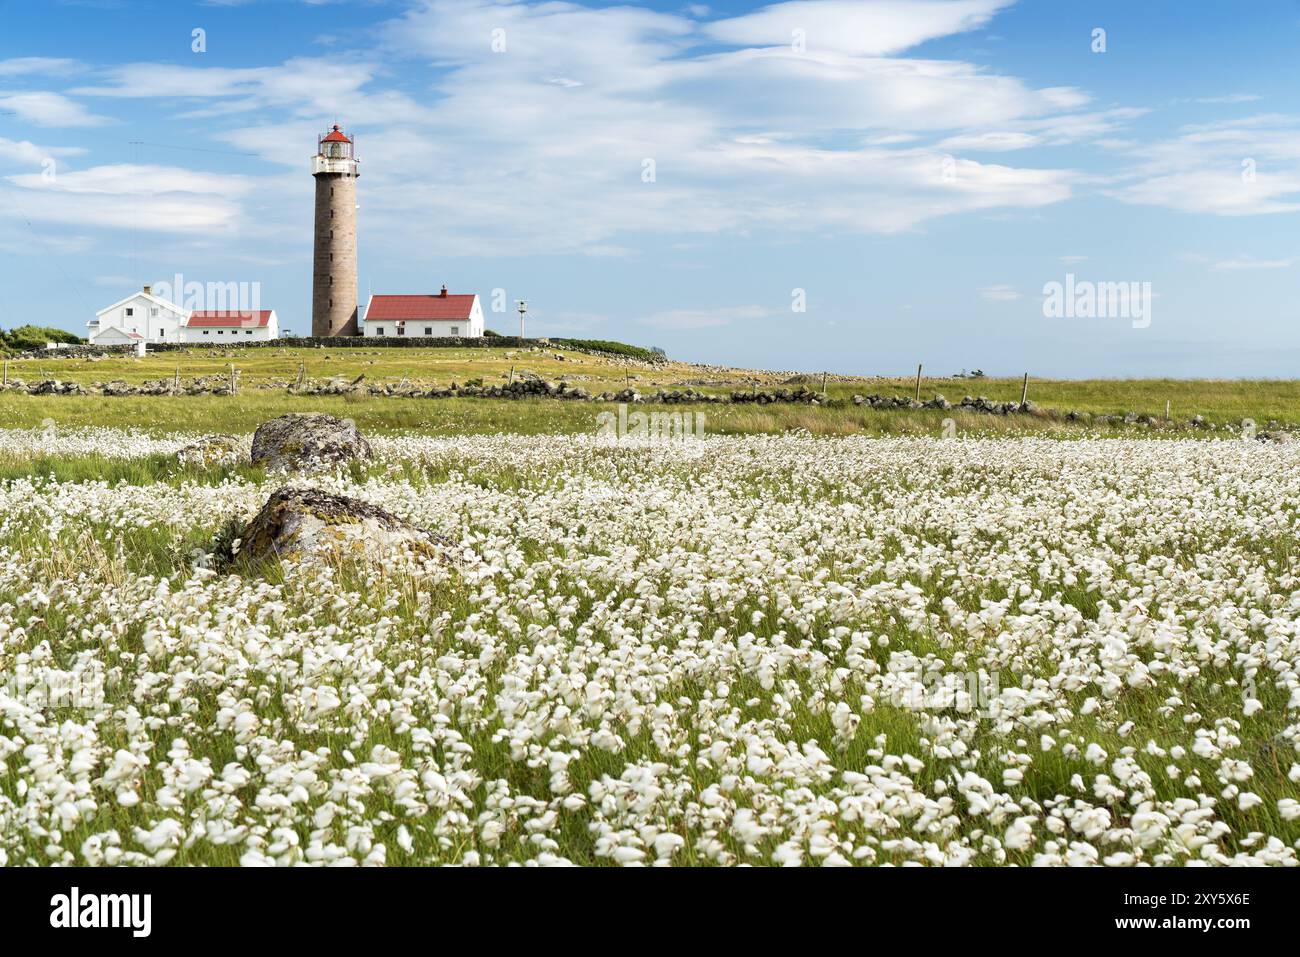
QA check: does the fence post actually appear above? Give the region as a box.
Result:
[1165,399,1171,421]
[229,363,236,396]
[914,364,922,402]
[508,364,515,385]
[821,372,827,396]
[173,366,180,393]
[1020,372,1029,408]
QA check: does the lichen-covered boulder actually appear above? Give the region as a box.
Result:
[250,413,372,471]
[1258,430,1295,444]
[215,487,450,572]
[177,434,244,469]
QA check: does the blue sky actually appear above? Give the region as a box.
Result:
[1,0,1299,376]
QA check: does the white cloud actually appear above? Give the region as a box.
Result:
[703,0,1013,56]
[0,90,109,127]
[979,284,1020,301]
[343,0,1081,253]
[1191,94,1261,105]
[939,130,1039,151]
[0,137,86,167]
[1211,256,1294,271]
[74,58,438,126]
[639,305,773,329]
[13,0,1119,250]
[2,164,249,233]
[8,164,251,197]
[0,58,81,77]
[1107,114,1300,215]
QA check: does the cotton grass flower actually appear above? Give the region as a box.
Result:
[0,430,1297,865]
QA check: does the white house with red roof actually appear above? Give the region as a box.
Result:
[91,285,280,346]
[362,286,484,338]
[88,285,189,345]
[180,310,279,343]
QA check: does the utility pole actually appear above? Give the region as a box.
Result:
[517,299,528,340]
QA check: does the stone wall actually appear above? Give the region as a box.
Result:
[10,336,665,365]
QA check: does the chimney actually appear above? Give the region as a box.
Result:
[440,284,448,298]
[142,284,152,295]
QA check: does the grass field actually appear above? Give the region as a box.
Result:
[0,392,1137,438]
[1,348,1298,866]
[0,429,1297,866]
[5,346,1300,435]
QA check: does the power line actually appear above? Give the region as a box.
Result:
[0,186,96,314]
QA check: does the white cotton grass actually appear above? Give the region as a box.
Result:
[0,429,1297,866]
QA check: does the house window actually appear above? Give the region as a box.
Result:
[450,326,459,336]
[396,325,406,336]
[375,327,385,336]
[245,330,253,335]
[424,327,433,336]
[203,330,210,335]
[125,308,134,317]
[217,330,224,335]
[151,307,159,317]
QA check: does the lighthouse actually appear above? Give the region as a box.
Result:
[311,124,360,337]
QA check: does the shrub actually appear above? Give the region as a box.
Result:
[1,325,85,355]
[550,338,663,363]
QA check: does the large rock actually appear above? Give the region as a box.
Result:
[216,487,450,572]
[251,413,372,471]
[178,434,243,469]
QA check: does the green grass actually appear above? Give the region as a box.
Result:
[0,390,1261,440]
[0,452,266,486]
[7,345,1300,426]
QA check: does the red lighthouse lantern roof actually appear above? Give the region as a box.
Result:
[322,124,351,143]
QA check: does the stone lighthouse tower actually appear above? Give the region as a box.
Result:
[311,124,360,336]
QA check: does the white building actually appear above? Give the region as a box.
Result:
[181,310,280,343]
[90,288,281,346]
[362,287,484,338]
[88,286,188,345]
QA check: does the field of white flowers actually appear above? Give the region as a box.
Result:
[0,427,1298,866]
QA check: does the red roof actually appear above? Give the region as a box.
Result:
[322,125,351,143]
[188,310,274,328]
[365,294,476,321]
